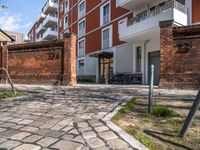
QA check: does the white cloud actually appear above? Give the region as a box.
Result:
[0,12,32,32]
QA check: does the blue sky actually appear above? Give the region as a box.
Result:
[0,0,45,38]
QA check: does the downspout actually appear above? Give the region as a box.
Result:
[144,40,150,85]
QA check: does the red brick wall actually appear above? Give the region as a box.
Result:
[192,0,200,23]
[160,21,200,89]
[0,34,77,86]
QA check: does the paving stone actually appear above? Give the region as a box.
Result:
[0,140,21,149]
[62,134,74,140]
[89,122,104,127]
[77,122,89,128]
[13,144,41,150]
[51,140,83,150]
[9,118,23,123]
[0,138,6,144]
[20,126,39,132]
[10,132,31,140]
[0,117,13,121]
[94,146,110,150]
[99,131,118,140]
[34,128,51,136]
[51,124,65,130]
[69,129,79,135]
[18,119,33,125]
[82,131,97,139]
[0,128,6,133]
[37,137,58,147]
[23,134,43,143]
[11,124,24,130]
[78,127,92,132]
[86,137,105,148]
[62,126,73,132]
[107,139,129,149]
[0,129,19,138]
[95,126,109,132]
[72,135,84,144]
[46,130,65,138]
[0,123,16,128]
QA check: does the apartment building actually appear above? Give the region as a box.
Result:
[58,0,199,85]
[28,0,58,42]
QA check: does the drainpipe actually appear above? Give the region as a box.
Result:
[144,40,150,85]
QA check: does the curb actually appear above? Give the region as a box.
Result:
[102,96,149,150]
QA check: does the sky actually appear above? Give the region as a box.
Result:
[0,0,45,38]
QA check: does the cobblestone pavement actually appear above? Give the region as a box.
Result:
[0,84,197,150]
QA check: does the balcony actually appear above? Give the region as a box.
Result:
[43,28,57,40]
[36,23,46,34]
[37,12,46,24]
[43,0,58,14]
[116,0,162,11]
[118,0,188,43]
[43,15,58,28]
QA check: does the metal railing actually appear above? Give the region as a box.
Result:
[127,0,187,26]
[0,68,16,95]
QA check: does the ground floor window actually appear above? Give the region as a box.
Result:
[136,46,142,73]
[78,59,84,75]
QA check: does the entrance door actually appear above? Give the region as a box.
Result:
[148,51,160,85]
[99,54,113,83]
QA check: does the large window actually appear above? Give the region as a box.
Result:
[65,0,69,13]
[78,19,86,37]
[78,39,85,57]
[136,46,142,72]
[78,0,85,18]
[102,25,112,49]
[101,2,110,25]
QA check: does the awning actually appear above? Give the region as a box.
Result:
[89,50,113,57]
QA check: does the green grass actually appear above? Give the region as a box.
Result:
[126,126,159,150]
[152,105,178,118]
[111,98,136,123]
[0,91,25,100]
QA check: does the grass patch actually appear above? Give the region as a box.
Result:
[111,98,136,123]
[126,125,159,150]
[152,105,178,118]
[0,91,26,100]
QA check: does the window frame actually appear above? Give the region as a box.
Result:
[78,18,86,37]
[78,0,86,18]
[101,25,112,50]
[100,0,111,26]
[78,38,85,57]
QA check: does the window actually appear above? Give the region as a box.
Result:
[65,0,69,13]
[102,25,112,49]
[10,35,16,41]
[78,19,86,37]
[60,19,63,27]
[78,59,84,75]
[136,46,142,72]
[101,1,110,25]
[64,15,68,29]
[60,3,63,12]
[78,0,85,18]
[78,39,85,57]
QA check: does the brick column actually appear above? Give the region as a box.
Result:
[62,33,77,86]
[1,45,8,83]
[159,20,175,88]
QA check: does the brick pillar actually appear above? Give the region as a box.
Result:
[1,45,8,83]
[159,20,175,88]
[62,33,77,86]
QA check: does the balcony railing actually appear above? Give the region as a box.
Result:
[36,23,46,33]
[43,0,58,13]
[43,28,57,39]
[127,0,186,26]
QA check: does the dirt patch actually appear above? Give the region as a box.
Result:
[112,97,200,150]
